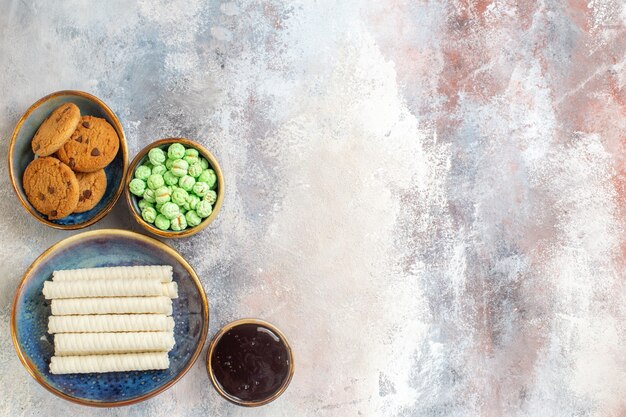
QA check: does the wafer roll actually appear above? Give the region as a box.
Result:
[51,296,173,316]
[54,331,175,356]
[49,352,170,374]
[52,265,173,282]
[43,279,178,299]
[48,314,175,334]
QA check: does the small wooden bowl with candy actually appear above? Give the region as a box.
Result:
[125,138,224,238]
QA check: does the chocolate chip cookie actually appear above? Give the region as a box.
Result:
[23,157,79,220]
[31,103,81,157]
[56,116,119,172]
[74,169,107,213]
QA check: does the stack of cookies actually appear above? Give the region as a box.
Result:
[23,103,119,220]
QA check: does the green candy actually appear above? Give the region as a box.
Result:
[156,201,165,212]
[129,178,146,196]
[184,154,199,166]
[160,202,180,220]
[155,214,170,230]
[186,194,200,210]
[199,158,209,169]
[178,175,196,191]
[198,169,217,189]
[147,174,165,190]
[148,148,166,165]
[152,165,166,176]
[143,188,156,203]
[138,199,154,210]
[171,159,189,177]
[155,186,171,204]
[185,148,199,158]
[168,143,186,159]
[196,200,213,218]
[141,207,157,223]
[171,188,189,206]
[170,213,187,231]
[185,210,202,227]
[204,190,217,205]
[188,162,203,178]
[163,171,178,186]
[135,165,151,181]
[165,158,175,170]
[192,181,210,197]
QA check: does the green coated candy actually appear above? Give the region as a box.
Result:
[178,175,196,191]
[186,194,200,210]
[204,189,217,205]
[155,214,170,230]
[185,148,199,158]
[199,158,209,170]
[135,165,151,181]
[184,154,199,166]
[185,210,202,227]
[188,162,203,178]
[138,199,154,210]
[165,158,175,169]
[171,159,189,177]
[196,200,212,218]
[168,143,186,159]
[163,171,178,186]
[152,165,166,176]
[171,188,189,205]
[148,148,166,165]
[129,178,146,196]
[147,174,165,190]
[143,188,156,203]
[155,186,171,204]
[170,213,187,231]
[192,181,210,197]
[160,202,180,220]
[156,201,165,212]
[198,169,217,189]
[142,207,157,223]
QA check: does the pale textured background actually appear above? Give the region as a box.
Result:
[0,1,625,416]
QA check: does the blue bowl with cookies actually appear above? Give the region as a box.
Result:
[9,90,128,229]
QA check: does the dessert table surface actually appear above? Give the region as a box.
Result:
[0,1,624,416]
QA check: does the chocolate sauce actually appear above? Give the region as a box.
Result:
[211,323,291,402]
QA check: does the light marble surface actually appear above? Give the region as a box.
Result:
[0,1,625,416]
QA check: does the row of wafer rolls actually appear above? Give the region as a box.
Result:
[52,265,173,282]
[45,265,177,374]
[43,279,178,299]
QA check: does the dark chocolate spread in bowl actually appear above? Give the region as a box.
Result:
[211,323,291,402]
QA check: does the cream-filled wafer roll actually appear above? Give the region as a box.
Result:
[51,296,172,316]
[55,331,175,356]
[48,314,175,334]
[50,352,170,374]
[52,265,173,282]
[43,279,178,299]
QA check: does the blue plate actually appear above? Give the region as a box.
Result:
[11,229,209,407]
[9,91,128,229]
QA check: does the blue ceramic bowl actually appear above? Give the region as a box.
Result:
[9,91,128,229]
[11,229,209,407]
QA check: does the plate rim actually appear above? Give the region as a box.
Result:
[10,228,209,407]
